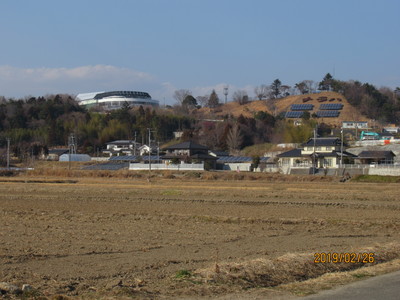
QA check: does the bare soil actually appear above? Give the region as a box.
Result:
[0,173,399,299]
[195,91,367,126]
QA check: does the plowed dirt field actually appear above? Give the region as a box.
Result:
[1,175,399,299]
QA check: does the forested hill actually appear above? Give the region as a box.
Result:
[0,95,194,157]
[196,80,400,125]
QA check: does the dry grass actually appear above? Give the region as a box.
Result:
[193,243,400,292]
[278,258,400,296]
[15,162,342,183]
[197,91,369,126]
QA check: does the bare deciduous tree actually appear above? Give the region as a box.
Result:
[173,89,192,106]
[226,124,243,154]
[280,85,291,97]
[196,95,209,107]
[232,90,249,105]
[254,85,269,100]
[295,81,308,94]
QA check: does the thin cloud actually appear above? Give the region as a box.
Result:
[0,65,154,97]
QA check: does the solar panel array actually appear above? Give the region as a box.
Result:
[83,162,129,170]
[285,111,304,118]
[217,156,269,163]
[316,110,340,118]
[109,155,140,161]
[319,103,343,110]
[291,104,314,111]
[109,155,161,162]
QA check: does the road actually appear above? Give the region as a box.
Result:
[300,270,400,300]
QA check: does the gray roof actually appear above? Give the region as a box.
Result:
[277,148,303,158]
[303,138,342,147]
[277,148,356,158]
[357,151,396,159]
[106,140,140,145]
[48,148,69,155]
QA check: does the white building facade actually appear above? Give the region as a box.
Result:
[76,91,159,110]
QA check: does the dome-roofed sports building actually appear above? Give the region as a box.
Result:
[76,91,159,110]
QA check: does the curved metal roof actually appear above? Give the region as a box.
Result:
[94,91,151,99]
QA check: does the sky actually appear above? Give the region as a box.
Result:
[0,0,399,105]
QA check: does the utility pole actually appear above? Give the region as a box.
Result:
[6,137,10,169]
[312,126,317,174]
[68,133,76,170]
[157,141,160,163]
[340,128,344,168]
[148,128,151,172]
[134,131,137,156]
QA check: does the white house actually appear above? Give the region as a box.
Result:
[277,137,356,168]
[342,121,368,129]
[383,127,399,134]
[103,140,141,156]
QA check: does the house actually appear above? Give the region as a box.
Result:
[47,148,69,161]
[103,140,141,156]
[342,121,369,129]
[277,137,356,169]
[216,156,271,172]
[383,127,399,134]
[162,141,217,169]
[355,151,396,165]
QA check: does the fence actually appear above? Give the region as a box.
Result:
[129,162,204,171]
[341,164,400,169]
[351,139,400,147]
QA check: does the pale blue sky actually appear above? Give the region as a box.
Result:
[0,0,399,104]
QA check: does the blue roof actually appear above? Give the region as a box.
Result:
[217,156,269,163]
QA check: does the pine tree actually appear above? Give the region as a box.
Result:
[208,90,219,108]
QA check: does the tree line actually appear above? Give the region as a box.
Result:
[0,95,194,160]
[173,75,400,123]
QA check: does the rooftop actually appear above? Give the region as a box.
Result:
[357,151,396,159]
[303,137,342,147]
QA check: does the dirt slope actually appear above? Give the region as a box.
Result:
[197,92,369,126]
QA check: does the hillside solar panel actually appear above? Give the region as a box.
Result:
[316,110,340,118]
[291,104,314,111]
[285,111,304,118]
[320,103,343,110]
